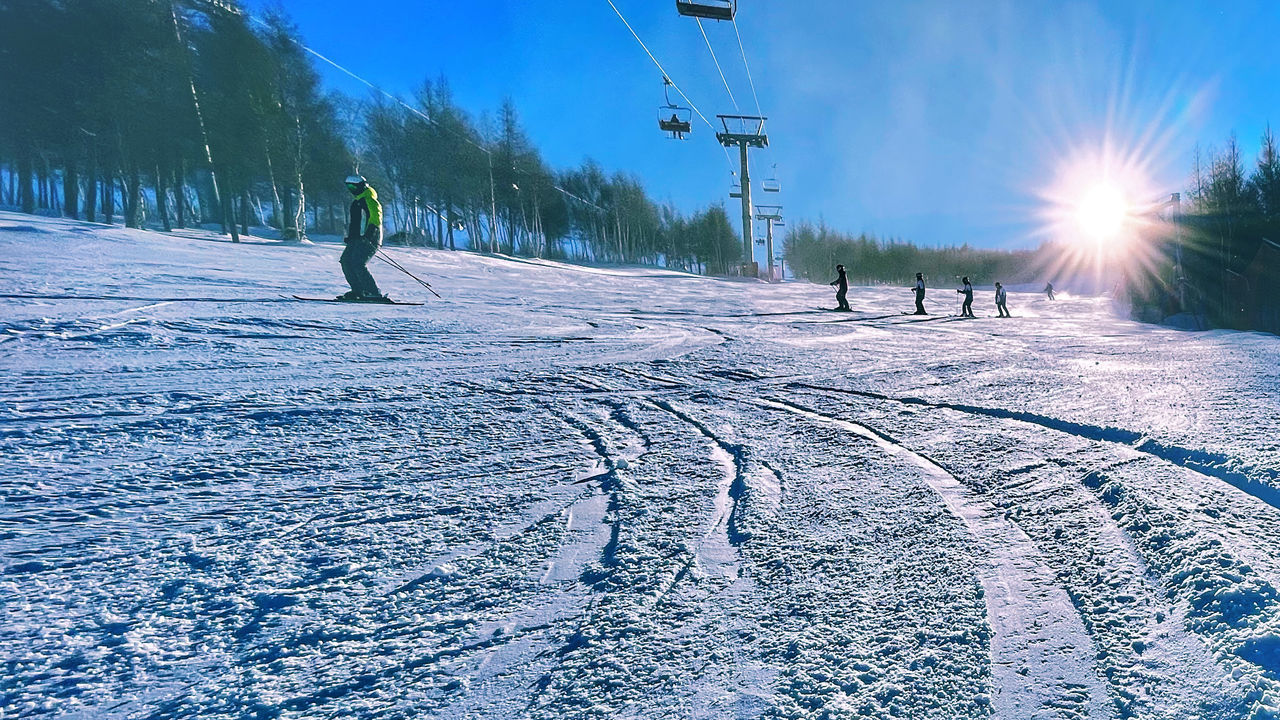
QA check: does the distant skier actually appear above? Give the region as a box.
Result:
[912,272,927,315]
[956,276,974,317]
[829,264,851,311]
[338,174,387,301]
[1044,282,1056,300]
[995,282,1011,317]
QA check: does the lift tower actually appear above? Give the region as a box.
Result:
[754,205,784,282]
[715,115,768,276]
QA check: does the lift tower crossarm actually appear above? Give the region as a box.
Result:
[715,115,768,275]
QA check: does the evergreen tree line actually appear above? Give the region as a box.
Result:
[0,0,743,273]
[783,221,1045,288]
[1125,129,1280,333]
[0,0,351,243]
[359,89,743,272]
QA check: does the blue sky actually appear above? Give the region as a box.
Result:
[248,0,1280,249]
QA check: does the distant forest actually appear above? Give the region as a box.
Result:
[1122,131,1280,333]
[0,0,750,273]
[782,222,1049,288]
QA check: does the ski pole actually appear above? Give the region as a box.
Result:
[381,253,442,299]
[376,251,442,299]
[378,251,428,289]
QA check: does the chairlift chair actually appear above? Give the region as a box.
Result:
[729,181,742,199]
[675,0,736,21]
[762,164,781,192]
[657,78,693,139]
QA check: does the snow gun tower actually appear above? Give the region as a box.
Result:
[716,115,768,276]
[754,205,784,282]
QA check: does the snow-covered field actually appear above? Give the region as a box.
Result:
[2,210,1279,719]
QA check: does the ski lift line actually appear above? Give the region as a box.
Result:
[731,17,762,119]
[696,17,738,112]
[248,14,475,153]
[244,12,604,217]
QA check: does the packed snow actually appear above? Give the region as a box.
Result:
[2,211,1279,719]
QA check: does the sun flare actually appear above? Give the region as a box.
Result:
[1032,141,1173,292]
[1074,183,1131,243]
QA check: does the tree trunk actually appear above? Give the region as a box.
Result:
[291,177,306,241]
[124,164,142,228]
[212,170,236,241]
[101,168,114,224]
[250,194,267,226]
[240,189,250,236]
[84,158,98,222]
[63,161,78,219]
[36,165,47,209]
[174,161,186,229]
[155,163,172,232]
[17,152,34,214]
[435,202,445,250]
[446,200,456,250]
[264,138,284,229]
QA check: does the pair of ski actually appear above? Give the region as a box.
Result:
[289,295,424,306]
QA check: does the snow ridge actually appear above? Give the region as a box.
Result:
[791,382,1280,509]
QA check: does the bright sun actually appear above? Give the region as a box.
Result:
[1074,182,1130,243]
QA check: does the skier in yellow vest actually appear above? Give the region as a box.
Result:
[337,174,387,302]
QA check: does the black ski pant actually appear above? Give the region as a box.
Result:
[961,297,973,316]
[341,230,383,297]
[997,302,1010,317]
[914,290,927,315]
[836,287,850,310]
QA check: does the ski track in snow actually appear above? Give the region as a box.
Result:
[3,212,1280,719]
[758,398,1114,719]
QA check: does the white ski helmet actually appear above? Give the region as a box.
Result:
[344,174,366,186]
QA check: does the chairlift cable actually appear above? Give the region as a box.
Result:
[552,184,608,213]
[731,17,762,119]
[605,0,715,132]
[696,17,739,112]
[728,16,770,191]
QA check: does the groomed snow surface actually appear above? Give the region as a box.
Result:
[2,211,1280,720]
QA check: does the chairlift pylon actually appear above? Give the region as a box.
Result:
[657,77,692,140]
[676,0,736,21]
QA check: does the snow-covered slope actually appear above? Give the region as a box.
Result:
[2,211,1279,719]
